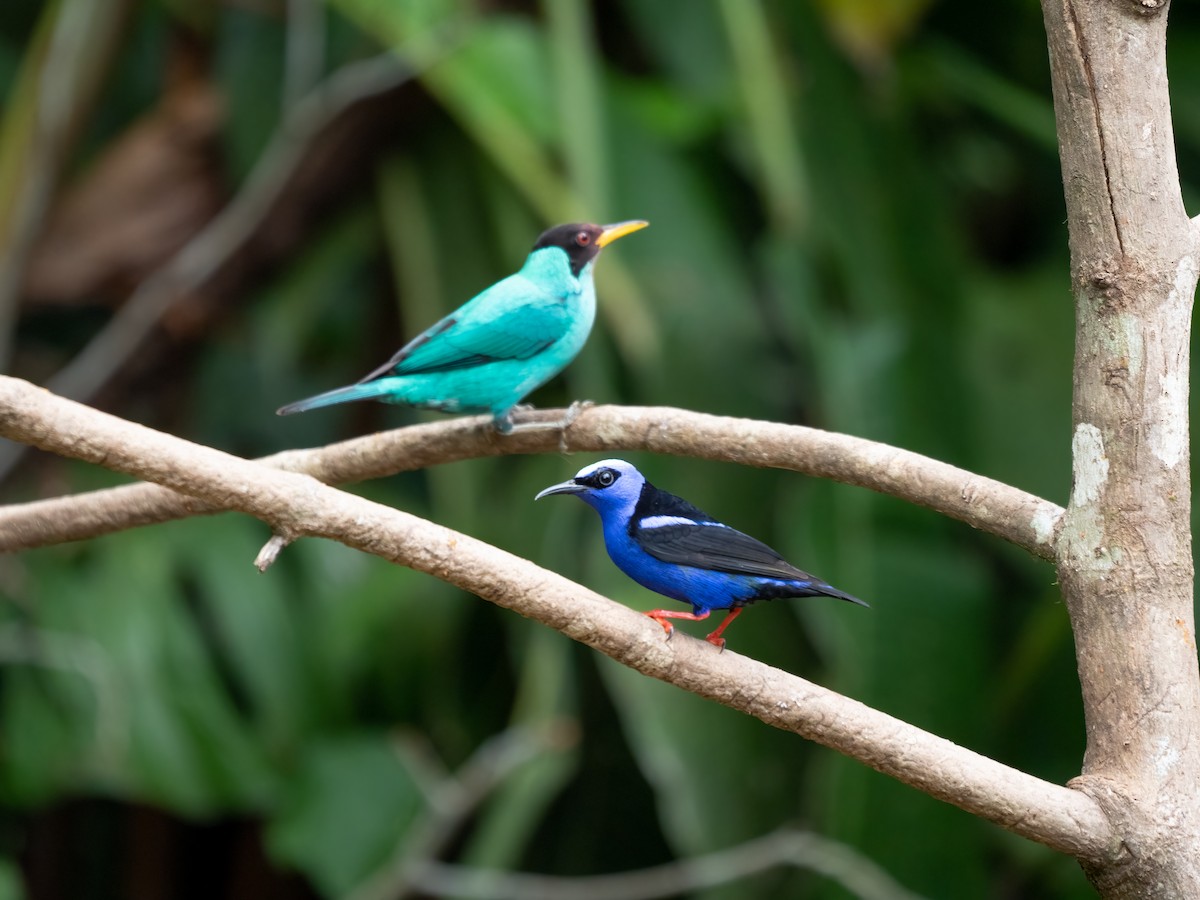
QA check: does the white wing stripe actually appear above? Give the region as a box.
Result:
[639,516,727,529]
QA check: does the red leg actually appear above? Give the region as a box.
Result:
[704,607,744,650]
[645,608,710,640]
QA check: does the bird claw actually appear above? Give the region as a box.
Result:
[496,400,594,440]
[646,617,725,650]
[495,404,547,434]
[561,399,594,427]
[645,612,675,641]
[558,400,593,452]
[492,405,542,433]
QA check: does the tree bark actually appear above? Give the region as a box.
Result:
[1042,0,1200,894]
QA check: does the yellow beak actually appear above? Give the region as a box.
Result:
[596,219,649,248]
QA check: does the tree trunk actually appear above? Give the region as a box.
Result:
[1042,0,1200,894]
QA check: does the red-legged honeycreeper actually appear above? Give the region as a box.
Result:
[536,460,867,649]
[277,220,648,433]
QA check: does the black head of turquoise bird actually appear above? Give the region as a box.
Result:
[530,222,636,276]
[277,220,648,433]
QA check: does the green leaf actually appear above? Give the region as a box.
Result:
[267,734,423,897]
[0,858,23,900]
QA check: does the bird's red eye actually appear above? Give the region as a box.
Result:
[575,231,591,246]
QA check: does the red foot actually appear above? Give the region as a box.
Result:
[704,608,744,651]
[645,608,710,642]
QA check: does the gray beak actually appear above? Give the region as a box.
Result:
[535,480,587,501]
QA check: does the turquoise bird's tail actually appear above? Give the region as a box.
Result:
[276,380,399,416]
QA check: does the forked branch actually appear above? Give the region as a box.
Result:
[0,376,1114,861]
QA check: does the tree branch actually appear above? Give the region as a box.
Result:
[0,400,1062,559]
[0,376,1115,863]
[365,726,922,899]
[356,723,580,900]
[401,829,926,900]
[1041,0,1200,893]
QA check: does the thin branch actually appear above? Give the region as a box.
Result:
[365,723,921,900]
[284,0,325,112]
[39,51,421,404]
[0,0,133,371]
[0,404,1063,559]
[0,377,1115,863]
[352,723,579,900]
[253,533,292,571]
[0,32,459,483]
[403,829,926,900]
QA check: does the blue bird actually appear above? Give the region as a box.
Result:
[277,220,648,433]
[536,459,867,649]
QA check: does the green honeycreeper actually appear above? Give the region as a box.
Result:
[277,220,648,432]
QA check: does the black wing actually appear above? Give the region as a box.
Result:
[635,521,867,606]
[629,482,867,605]
[634,521,812,581]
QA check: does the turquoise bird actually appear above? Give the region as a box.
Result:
[277,220,648,432]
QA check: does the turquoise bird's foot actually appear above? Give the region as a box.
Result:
[492,404,540,433]
[497,399,594,437]
[561,398,594,427]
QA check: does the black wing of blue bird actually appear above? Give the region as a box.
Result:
[632,518,863,599]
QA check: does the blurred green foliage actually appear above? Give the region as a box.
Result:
[2,0,1198,897]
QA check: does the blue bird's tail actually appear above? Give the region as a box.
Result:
[819,582,870,608]
[751,577,869,608]
[276,380,399,416]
